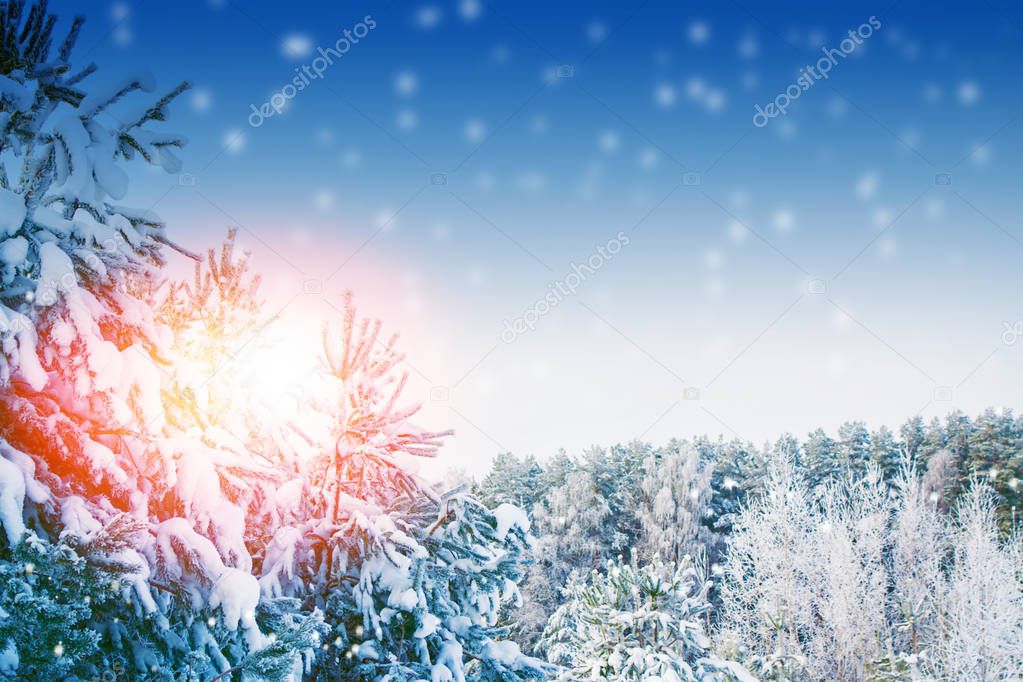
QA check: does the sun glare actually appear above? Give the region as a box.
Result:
[228,326,320,418]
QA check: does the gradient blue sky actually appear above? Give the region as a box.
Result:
[58,0,1023,474]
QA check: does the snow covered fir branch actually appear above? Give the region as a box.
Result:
[0,2,1020,681]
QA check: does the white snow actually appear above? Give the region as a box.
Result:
[414,612,440,638]
[274,478,304,510]
[0,454,26,545]
[483,639,526,667]
[0,639,17,675]
[0,237,27,266]
[259,526,302,598]
[48,106,92,200]
[0,445,47,504]
[209,567,260,632]
[28,206,73,236]
[433,639,465,682]
[0,74,36,112]
[77,72,155,117]
[2,310,47,390]
[35,241,76,307]
[0,188,26,238]
[493,502,530,540]
[156,519,266,646]
[59,496,102,537]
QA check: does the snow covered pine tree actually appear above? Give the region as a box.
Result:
[0,2,543,680]
[256,294,548,681]
[0,2,323,678]
[540,556,753,681]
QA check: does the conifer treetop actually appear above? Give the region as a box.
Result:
[0,0,193,391]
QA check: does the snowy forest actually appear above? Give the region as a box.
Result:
[470,413,1023,680]
[0,2,1021,681]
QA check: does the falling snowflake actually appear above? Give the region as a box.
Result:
[458,0,482,22]
[687,20,710,45]
[855,172,879,200]
[958,80,980,106]
[223,129,246,155]
[654,83,678,109]
[598,131,620,154]
[190,88,212,113]
[394,71,419,97]
[281,34,314,59]
[464,119,487,143]
[415,5,442,30]
[771,208,796,232]
[396,109,419,132]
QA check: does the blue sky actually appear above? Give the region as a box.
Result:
[59,0,1023,473]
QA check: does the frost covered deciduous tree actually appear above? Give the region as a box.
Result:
[929,483,1023,680]
[889,459,945,661]
[636,443,713,568]
[717,451,1023,682]
[923,448,958,512]
[804,469,890,680]
[540,556,754,681]
[717,458,899,681]
[715,453,816,679]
